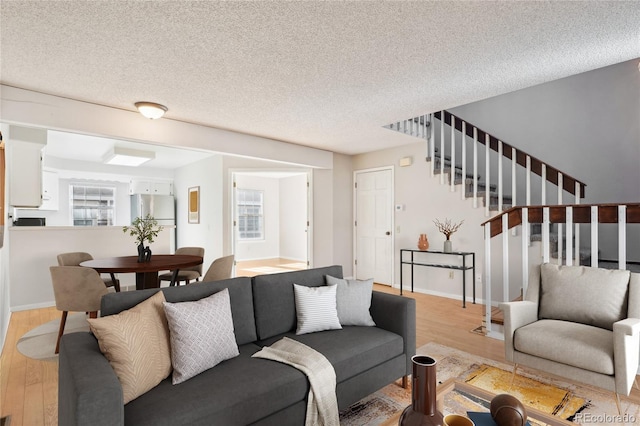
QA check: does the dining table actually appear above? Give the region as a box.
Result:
[80,254,203,290]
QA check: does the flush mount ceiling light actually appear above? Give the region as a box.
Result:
[135,102,168,119]
[104,146,155,167]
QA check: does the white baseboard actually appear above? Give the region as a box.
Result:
[12,300,56,312]
[391,283,485,306]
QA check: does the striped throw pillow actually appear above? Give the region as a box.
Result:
[293,284,342,335]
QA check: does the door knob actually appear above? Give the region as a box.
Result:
[386,231,391,235]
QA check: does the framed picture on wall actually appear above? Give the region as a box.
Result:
[188,186,200,224]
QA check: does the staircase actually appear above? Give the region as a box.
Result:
[385,110,600,334]
[385,110,587,217]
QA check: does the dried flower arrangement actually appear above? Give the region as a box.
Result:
[433,218,464,241]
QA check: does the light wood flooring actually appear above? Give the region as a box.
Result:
[235,258,307,277]
[1,285,639,425]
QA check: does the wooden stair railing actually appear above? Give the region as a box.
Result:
[385,111,587,216]
[480,202,640,337]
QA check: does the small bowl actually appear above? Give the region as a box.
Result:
[444,414,475,426]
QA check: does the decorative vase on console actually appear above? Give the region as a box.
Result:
[123,214,163,263]
[417,234,430,251]
[433,218,464,254]
[399,355,443,426]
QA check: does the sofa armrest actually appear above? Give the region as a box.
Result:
[499,301,538,362]
[613,317,640,395]
[59,332,124,426]
[370,291,416,376]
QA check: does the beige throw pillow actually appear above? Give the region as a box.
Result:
[88,291,172,404]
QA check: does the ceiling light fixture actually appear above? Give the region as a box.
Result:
[135,102,168,119]
[104,146,155,167]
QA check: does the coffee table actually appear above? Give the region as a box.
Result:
[383,378,572,426]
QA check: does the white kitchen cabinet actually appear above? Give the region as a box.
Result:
[9,139,44,207]
[129,180,173,196]
[40,170,59,211]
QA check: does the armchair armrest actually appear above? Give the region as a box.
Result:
[499,301,538,362]
[59,332,124,426]
[370,291,416,376]
[613,317,640,395]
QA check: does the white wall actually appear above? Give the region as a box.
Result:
[235,174,280,261]
[8,226,172,310]
[354,142,486,303]
[173,155,224,273]
[279,174,308,262]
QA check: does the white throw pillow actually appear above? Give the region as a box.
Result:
[293,284,342,335]
[325,275,376,326]
[163,288,239,384]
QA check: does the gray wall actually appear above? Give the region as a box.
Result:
[451,59,640,261]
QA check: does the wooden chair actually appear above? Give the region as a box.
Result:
[50,266,109,354]
[158,247,205,286]
[202,255,235,282]
[57,252,120,292]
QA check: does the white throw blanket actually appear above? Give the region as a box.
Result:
[252,337,339,426]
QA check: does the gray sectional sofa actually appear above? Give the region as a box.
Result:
[58,265,416,426]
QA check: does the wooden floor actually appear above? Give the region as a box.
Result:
[235,258,307,277]
[1,284,639,425]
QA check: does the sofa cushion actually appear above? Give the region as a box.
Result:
[252,265,343,340]
[259,326,404,383]
[539,263,629,330]
[326,275,376,326]
[514,319,614,375]
[101,277,258,345]
[87,291,171,404]
[123,344,309,426]
[163,289,239,384]
[293,284,342,334]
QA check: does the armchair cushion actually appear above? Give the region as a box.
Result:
[514,319,614,375]
[539,264,630,330]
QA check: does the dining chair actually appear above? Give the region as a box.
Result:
[57,252,121,292]
[157,246,205,286]
[202,254,235,282]
[50,266,109,354]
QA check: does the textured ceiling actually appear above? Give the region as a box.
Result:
[1,1,639,155]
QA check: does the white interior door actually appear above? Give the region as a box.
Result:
[355,168,393,285]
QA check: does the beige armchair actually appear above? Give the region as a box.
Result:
[50,266,109,354]
[158,246,205,286]
[500,263,640,413]
[57,251,120,292]
[202,254,235,282]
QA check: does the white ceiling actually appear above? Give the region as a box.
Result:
[45,130,214,170]
[2,1,639,157]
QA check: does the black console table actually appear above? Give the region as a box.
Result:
[400,249,476,308]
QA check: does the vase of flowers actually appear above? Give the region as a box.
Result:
[123,214,163,262]
[433,218,464,253]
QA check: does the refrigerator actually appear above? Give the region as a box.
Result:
[130,194,176,250]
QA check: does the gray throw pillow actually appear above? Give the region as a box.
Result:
[293,284,342,335]
[539,263,630,330]
[163,288,239,384]
[326,275,376,326]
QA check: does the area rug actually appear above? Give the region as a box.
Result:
[339,342,640,425]
[16,313,90,361]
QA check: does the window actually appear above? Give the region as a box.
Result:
[71,185,116,226]
[237,189,264,240]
